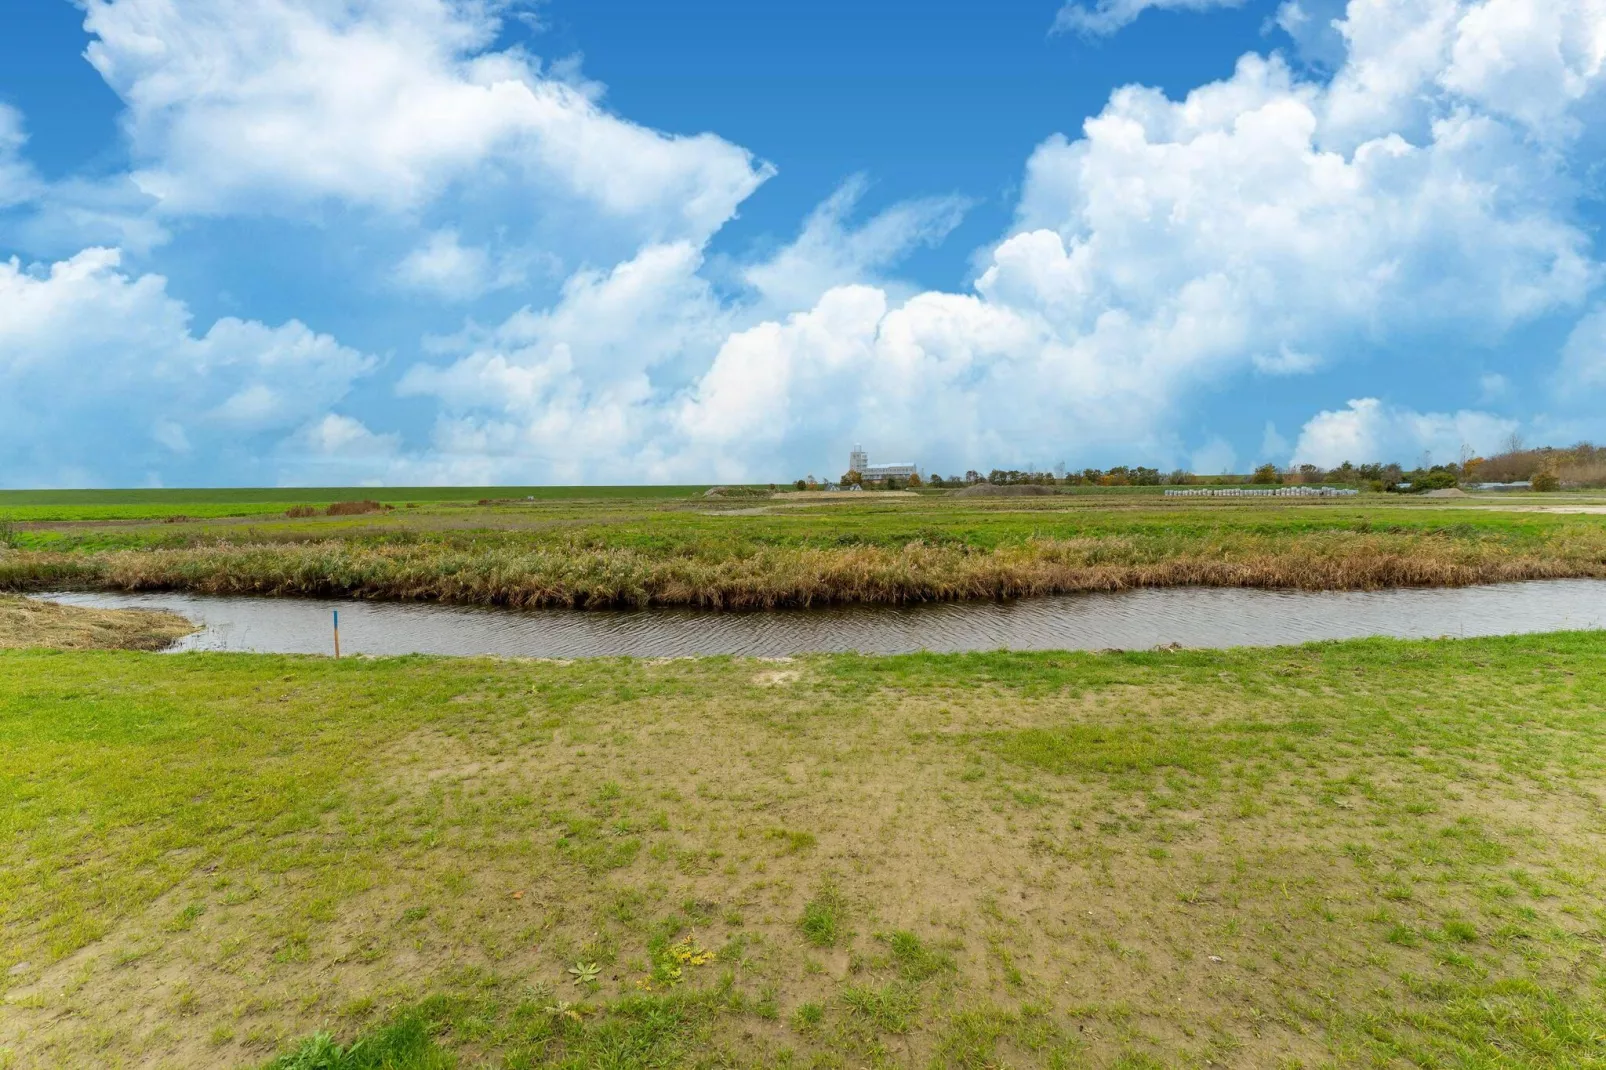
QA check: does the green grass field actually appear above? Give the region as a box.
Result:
[0,486,714,523]
[4,488,1606,607]
[0,485,1195,519]
[2,635,1604,1068]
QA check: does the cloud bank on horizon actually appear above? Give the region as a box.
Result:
[1,0,1605,486]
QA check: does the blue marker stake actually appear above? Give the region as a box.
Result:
[333,609,341,659]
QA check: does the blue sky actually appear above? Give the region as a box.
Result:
[1,0,1603,486]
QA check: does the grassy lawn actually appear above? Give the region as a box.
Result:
[4,491,1606,607]
[2,636,1604,1067]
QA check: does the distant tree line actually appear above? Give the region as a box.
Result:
[791,440,1606,494]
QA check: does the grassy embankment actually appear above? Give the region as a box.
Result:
[1,637,1604,1067]
[4,490,1606,608]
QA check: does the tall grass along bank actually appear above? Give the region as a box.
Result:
[4,525,1606,608]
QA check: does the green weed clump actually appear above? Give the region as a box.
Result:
[882,930,957,983]
[264,989,732,1070]
[799,883,845,947]
[268,1015,446,1070]
[840,982,920,1032]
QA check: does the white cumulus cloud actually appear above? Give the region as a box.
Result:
[7,0,1606,485]
[81,0,772,244]
[1290,397,1518,466]
[0,248,375,486]
[1322,0,1606,147]
[651,9,1598,476]
[1439,0,1606,137]
[381,0,1606,482]
[394,182,995,482]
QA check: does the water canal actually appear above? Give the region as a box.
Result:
[34,578,1606,657]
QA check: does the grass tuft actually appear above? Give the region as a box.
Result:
[840,983,920,1033]
[882,930,957,983]
[799,882,845,948]
[267,1015,447,1070]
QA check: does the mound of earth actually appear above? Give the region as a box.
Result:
[703,486,769,499]
[949,483,1058,497]
[1423,487,1470,498]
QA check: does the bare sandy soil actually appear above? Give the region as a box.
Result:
[1455,500,1606,515]
[770,491,919,501]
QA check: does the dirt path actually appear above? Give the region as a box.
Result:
[1455,502,1606,515]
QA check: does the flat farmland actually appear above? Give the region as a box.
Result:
[3,488,1606,608]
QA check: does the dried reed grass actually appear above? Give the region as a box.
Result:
[0,595,194,650]
[325,500,388,516]
[1560,461,1606,488]
[283,501,392,519]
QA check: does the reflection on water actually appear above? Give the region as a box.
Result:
[32,579,1606,658]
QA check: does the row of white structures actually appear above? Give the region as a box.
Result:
[1164,486,1361,497]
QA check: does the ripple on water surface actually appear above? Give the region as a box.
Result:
[32,580,1606,657]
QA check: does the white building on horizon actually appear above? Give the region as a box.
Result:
[848,444,917,484]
